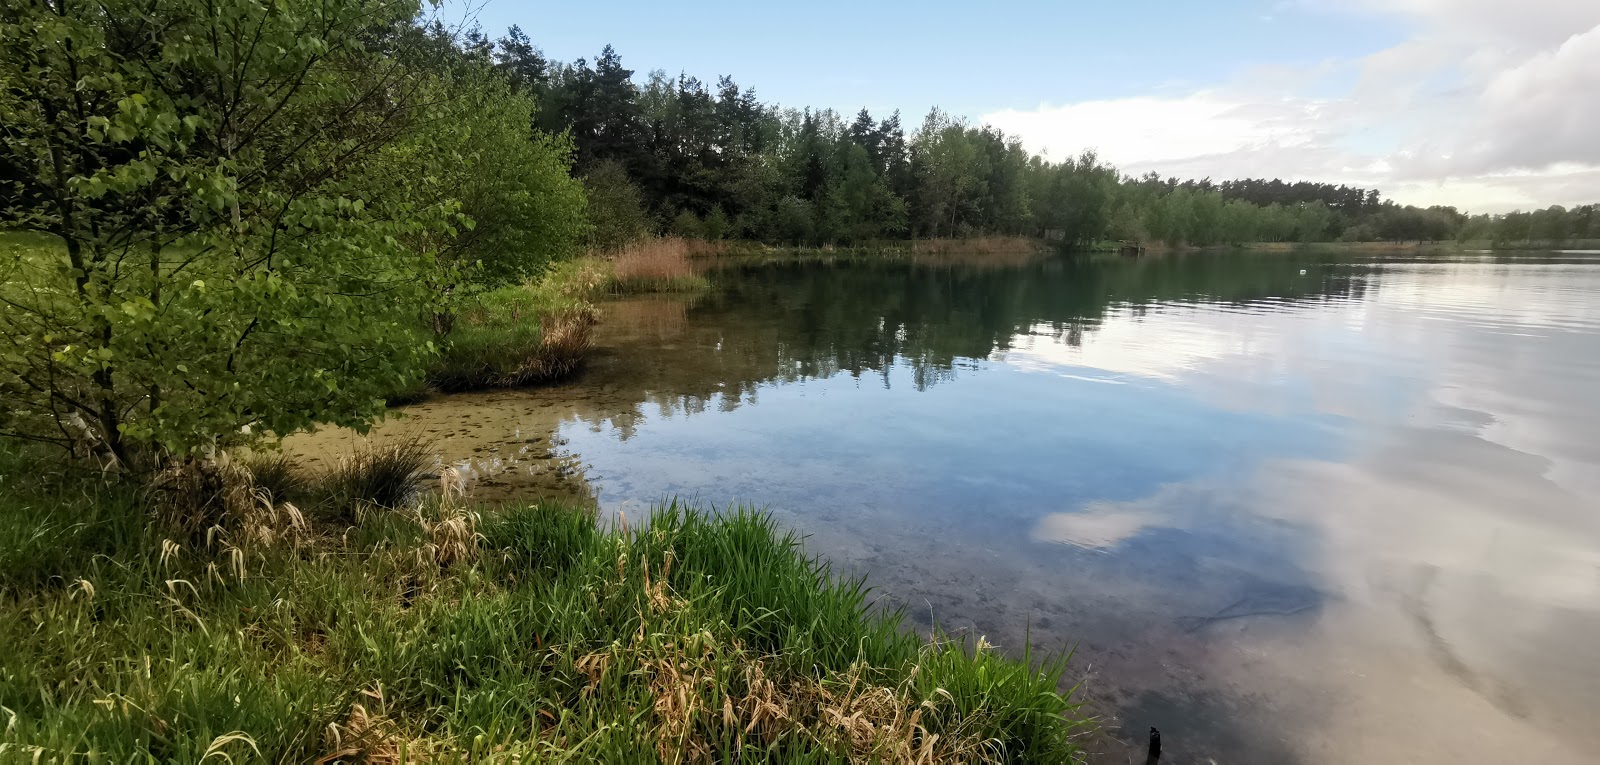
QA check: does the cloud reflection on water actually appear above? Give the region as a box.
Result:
[994,255,1600,761]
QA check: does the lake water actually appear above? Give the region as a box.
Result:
[292,248,1600,763]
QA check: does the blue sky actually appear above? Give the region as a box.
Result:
[448,1,1600,212]
[455,1,1402,118]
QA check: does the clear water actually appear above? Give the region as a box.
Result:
[294,249,1600,762]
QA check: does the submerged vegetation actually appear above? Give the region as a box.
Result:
[415,237,711,398]
[0,444,1087,761]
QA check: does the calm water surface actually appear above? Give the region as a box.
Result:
[294,249,1600,763]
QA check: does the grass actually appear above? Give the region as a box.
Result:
[318,436,434,520]
[414,242,715,398]
[609,237,714,293]
[0,444,1090,762]
[425,284,599,395]
[908,236,1041,256]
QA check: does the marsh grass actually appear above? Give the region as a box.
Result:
[408,245,715,402]
[0,444,1090,762]
[245,452,305,507]
[428,287,598,394]
[610,237,713,293]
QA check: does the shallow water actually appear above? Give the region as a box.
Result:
[290,249,1600,763]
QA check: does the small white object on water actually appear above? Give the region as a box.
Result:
[1300,269,1307,275]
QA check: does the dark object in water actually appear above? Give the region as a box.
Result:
[1178,583,1320,632]
[1146,727,1162,764]
[1119,240,1146,257]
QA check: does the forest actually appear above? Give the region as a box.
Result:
[456,23,1597,249]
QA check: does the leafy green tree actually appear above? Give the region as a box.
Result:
[420,68,587,291]
[1032,152,1117,246]
[703,206,730,241]
[771,196,816,244]
[582,159,652,250]
[670,210,704,239]
[909,109,984,238]
[0,0,448,466]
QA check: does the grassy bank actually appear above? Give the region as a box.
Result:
[426,288,599,396]
[413,239,715,399]
[0,445,1088,762]
[1461,238,1600,250]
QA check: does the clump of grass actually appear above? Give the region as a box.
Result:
[319,436,432,519]
[610,237,712,293]
[0,471,1090,761]
[246,452,305,507]
[145,452,266,538]
[533,256,614,302]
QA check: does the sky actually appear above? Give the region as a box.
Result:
[448,0,1600,213]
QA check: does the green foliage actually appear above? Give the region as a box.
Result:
[581,159,652,251]
[0,0,447,464]
[419,68,588,289]
[467,33,1600,253]
[702,206,731,241]
[0,4,594,465]
[670,209,704,239]
[1457,205,1600,246]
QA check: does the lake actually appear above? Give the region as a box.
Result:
[292,247,1600,763]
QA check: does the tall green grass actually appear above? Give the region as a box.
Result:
[0,446,1089,762]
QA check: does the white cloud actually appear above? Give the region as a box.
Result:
[984,94,1327,166]
[982,1,1600,212]
[1435,24,1600,174]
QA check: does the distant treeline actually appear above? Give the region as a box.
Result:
[436,23,1594,249]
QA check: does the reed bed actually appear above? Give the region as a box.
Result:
[0,443,1091,763]
[609,237,714,293]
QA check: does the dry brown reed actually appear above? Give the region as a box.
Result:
[147,451,305,553]
[510,306,597,384]
[317,689,405,764]
[414,466,481,568]
[610,237,715,292]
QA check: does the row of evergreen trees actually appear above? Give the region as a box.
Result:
[445,24,1590,248]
